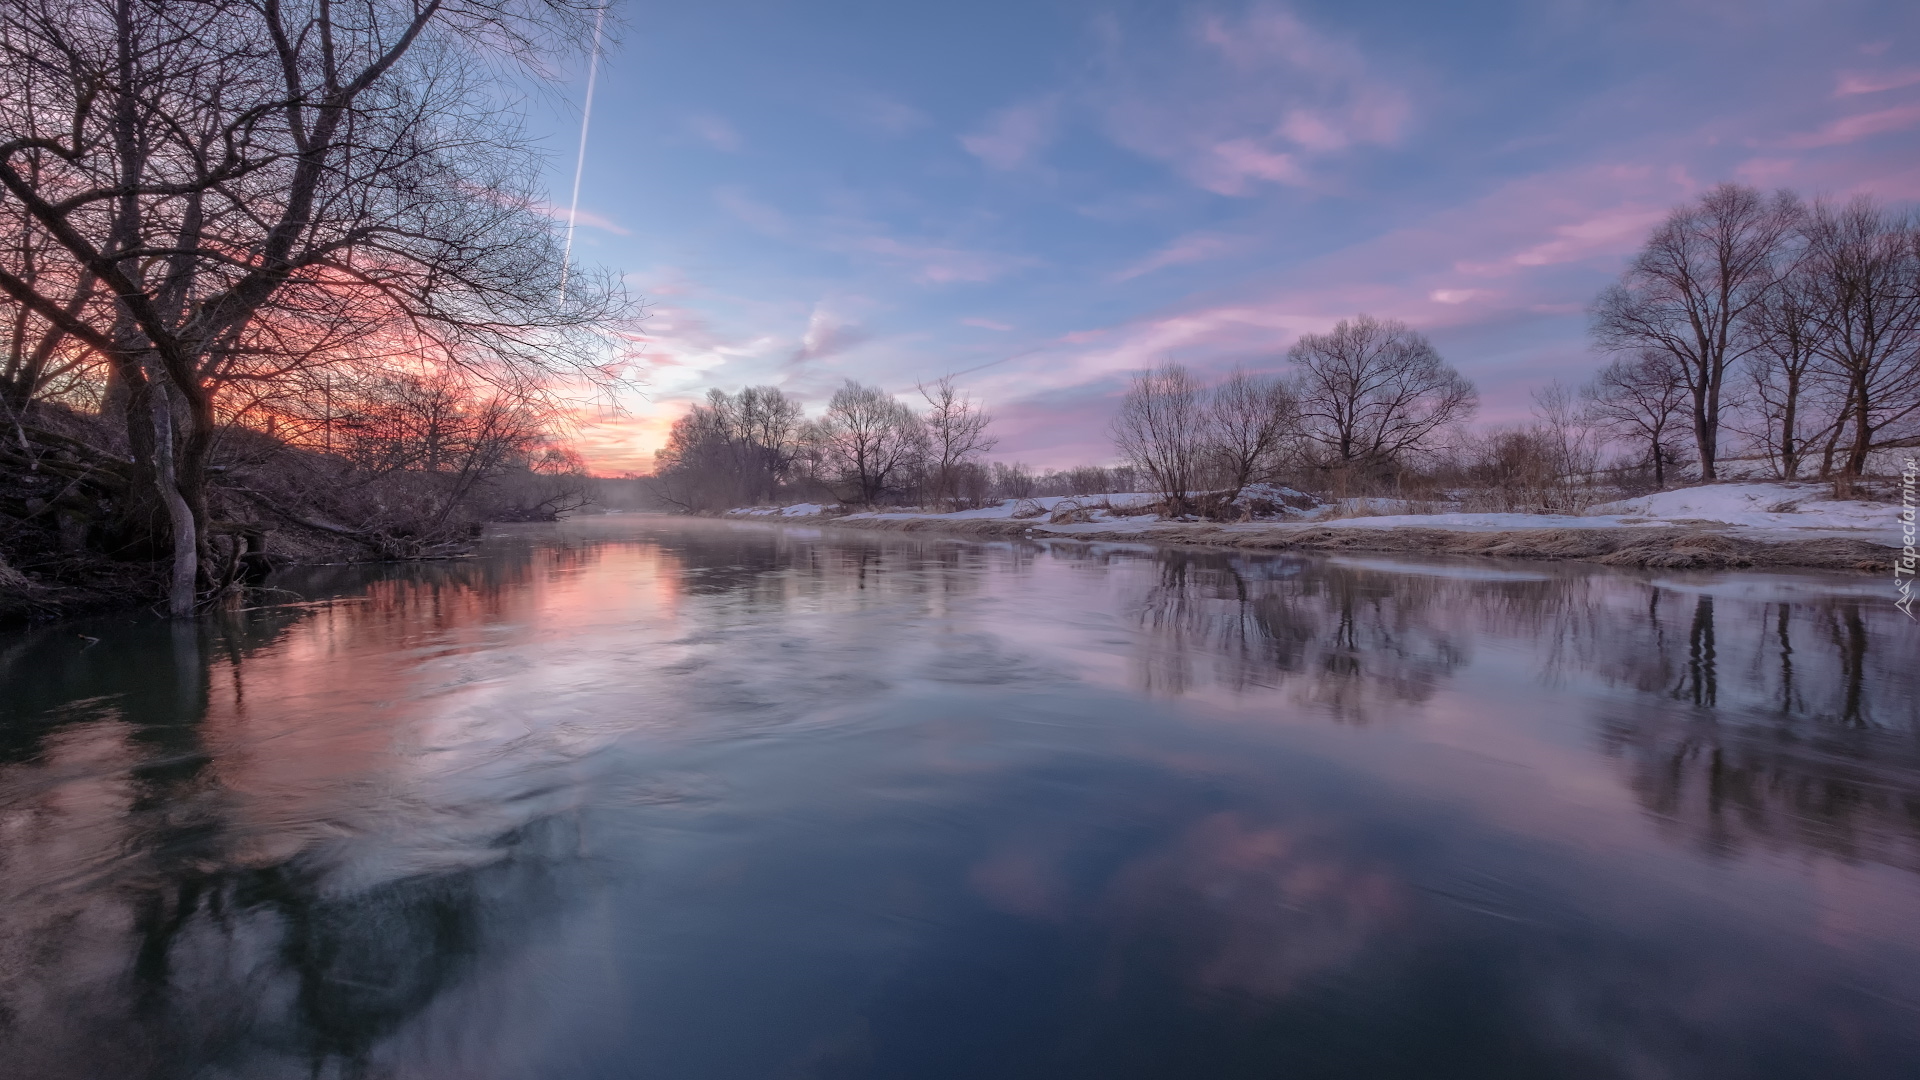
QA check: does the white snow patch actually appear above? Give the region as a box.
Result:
[722,482,1898,546]
[1589,482,1898,533]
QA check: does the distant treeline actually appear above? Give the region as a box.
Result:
[651,183,1918,519]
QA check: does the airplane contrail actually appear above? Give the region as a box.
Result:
[558,5,608,300]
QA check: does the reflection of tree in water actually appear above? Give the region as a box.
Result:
[1127,551,1469,720]
[1119,547,1920,872]
[0,553,586,1079]
[6,799,579,1079]
[633,522,1027,616]
[1589,589,1920,872]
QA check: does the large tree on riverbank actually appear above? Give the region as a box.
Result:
[0,0,626,614]
[1590,184,1800,482]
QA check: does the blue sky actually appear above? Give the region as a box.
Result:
[542,0,1920,474]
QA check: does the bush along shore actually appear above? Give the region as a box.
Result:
[1,400,593,626]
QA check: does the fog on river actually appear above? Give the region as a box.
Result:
[1,516,1917,1079]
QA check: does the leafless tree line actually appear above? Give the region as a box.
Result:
[1116,186,1917,516]
[1590,184,1920,489]
[650,376,1000,512]
[1112,315,1478,512]
[0,0,629,613]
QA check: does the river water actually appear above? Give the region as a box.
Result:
[2,516,1918,1079]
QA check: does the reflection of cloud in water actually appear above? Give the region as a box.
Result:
[1100,812,1403,1001]
[1,518,1918,1077]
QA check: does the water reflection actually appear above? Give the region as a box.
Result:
[1,517,1917,1078]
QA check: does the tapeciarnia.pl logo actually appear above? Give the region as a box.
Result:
[1898,457,1917,620]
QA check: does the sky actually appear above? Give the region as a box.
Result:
[538,0,1920,475]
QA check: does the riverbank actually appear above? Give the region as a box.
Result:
[730,482,1901,572]
[805,514,1891,571]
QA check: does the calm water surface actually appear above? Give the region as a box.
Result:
[2,516,1919,1079]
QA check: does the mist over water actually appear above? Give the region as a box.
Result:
[2,516,1918,1079]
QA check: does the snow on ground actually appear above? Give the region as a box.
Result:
[1588,483,1897,531]
[835,493,1163,523]
[727,503,828,517]
[726,482,1903,546]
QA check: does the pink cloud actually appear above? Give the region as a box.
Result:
[1098,4,1411,196]
[1734,156,1800,184]
[960,160,1712,458]
[1198,141,1306,195]
[1470,207,1671,273]
[560,207,631,236]
[960,99,1059,170]
[685,112,743,152]
[1781,102,1920,148]
[852,234,1035,284]
[714,186,789,235]
[841,93,929,136]
[1834,67,1920,96]
[962,317,1015,331]
[791,306,867,363]
[466,184,632,236]
[1113,231,1237,281]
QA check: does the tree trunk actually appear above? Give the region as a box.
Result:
[1692,381,1717,482]
[1779,369,1800,480]
[1844,370,1873,481]
[149,380,198,616]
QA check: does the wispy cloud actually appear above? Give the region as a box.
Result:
[559,207,632,236]
[1112,231,1238,281]
[840,92,930,136]
[1096,3,1411,195]
[1781,102,1920,148]
[1460,206,1671,274]
[791,306,868,363]
[468,184,632,236]
[850,234,1036,284]
[715,186,789,235]
[1835,67,1920,96]
[962,317,1015,331]
[686,112,743,152]
[960,98,1060,170]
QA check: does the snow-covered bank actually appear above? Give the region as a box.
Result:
[730,481,1901,542]
[721,481,1904,571]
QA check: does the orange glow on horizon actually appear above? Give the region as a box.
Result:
[569,398,689,476]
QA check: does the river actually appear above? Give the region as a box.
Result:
[2,515,1918,1079]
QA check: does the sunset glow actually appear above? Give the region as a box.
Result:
[548,0,1920,473]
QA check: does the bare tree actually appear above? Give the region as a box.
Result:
[991,460,1035,500]
[1742,254,1838,480]
[1207,368,1295,500]
[820,380,925,508]
[1063,465,1112,496]
[651,386,805,512]
[1590,184,1800,482]
[919,375,996,510]
[0,0,624,613]
[1111,362,1207,514]
[1583,352,1689,488]
[1798,198,1920,484]
[1287,315,1476,484]
[1532,381,1600,479]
